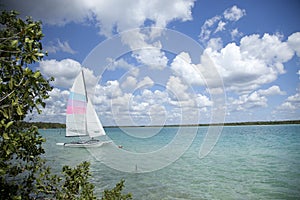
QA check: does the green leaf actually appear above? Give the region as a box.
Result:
[1,110,9,119]
[33,71,41,78]
[5,121,14,129]
[35,52,44,57]
[11,40,18,47]
[17,106,23,115]
[3,132,9,140]
[9,78,13,90]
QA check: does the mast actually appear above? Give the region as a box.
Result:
[81,70,88,103]
[81,70,89,136]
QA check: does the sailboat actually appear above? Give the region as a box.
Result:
[57,70,111,147]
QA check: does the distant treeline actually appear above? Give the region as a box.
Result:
[21,121,66,129]
[163,120,300,127]
[106,120,300,128]
[214,120,300,126]
[21,120,300,129]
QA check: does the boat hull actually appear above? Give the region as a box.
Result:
[57,140,112,148]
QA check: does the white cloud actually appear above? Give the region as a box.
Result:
[3,0,194,37]
[207,38,223,51]
[223,5,246,21]
[39,59,98,90]
[103,80,123,99]
[287,32,300,57]
[204,33,295,93]
[297,70,300,80]
[275,91,300,118]
[120,76,154,91]
[3,0,195,72]
[278,102,296,110]
[134,48,168,70]
[106,58,137,71]
[121,29,168,70]
[195,94,213,108]
[137,76,154,89]
[231,91,268,111]
[45,39,77,54]
[257,85,285,96]
[286,92,300,102]
[215,21,226,33]
[199,15,221,42]
[121,76,138,90]
[166,76,190,101]
[170,52,205,85]
[39,59,82,88]
[230,28,243,40]
[240,33,293,64]
[90,0,195,37]
[199,5,245,43]
[28,88,69,123]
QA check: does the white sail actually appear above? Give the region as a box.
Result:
[86,99,106,138]
[66,71,88,137]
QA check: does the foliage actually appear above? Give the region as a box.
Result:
[102,179,132,200]
[0,10,53,199]
[0,10,132,200]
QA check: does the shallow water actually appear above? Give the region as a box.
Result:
[40,125,300,199]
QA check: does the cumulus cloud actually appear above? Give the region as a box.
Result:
[287,32,300,57]
[121,29,169,70]
[121,76,138,90]
[257,85,285,96]
[120,76,154,92]
[137,76,154,89]
[207,38,223,51]
[102,80,123,99]
[27,88,70,123]
[223,5,246,21]
[215,21,226,33]
[39,59,82,88]
[199,5,245,43]
[170,52,205,85]
[227,85,285,113]
[3,0,194,37]
[3,0,195,71]
[274,90,300,119]
[231,91,268,111]
[199,15,221,42]
[166,76,190,101]
[45,39,77,54]
[90,0,194,37]
[39,59,98,90]
[204,33,295,93]
[106,58,137,71]
[231,28,243,40]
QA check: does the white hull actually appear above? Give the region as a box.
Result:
[56,140,112,148]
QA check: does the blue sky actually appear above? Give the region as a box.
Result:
[3,0,300,125]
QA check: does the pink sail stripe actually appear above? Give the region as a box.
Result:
[66,106,86,114]
[67,99,87,108]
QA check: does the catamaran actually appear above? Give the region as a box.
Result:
[56,70,111,147]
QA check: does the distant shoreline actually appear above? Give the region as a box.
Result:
[105,120,300,128]
[23,120,300,129]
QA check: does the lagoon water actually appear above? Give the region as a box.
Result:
[40,125,300,199]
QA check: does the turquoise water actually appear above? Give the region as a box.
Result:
[40,125,300,199]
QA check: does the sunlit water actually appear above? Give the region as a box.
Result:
[40,125,300,199]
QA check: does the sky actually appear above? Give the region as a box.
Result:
[2,0,300,126]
